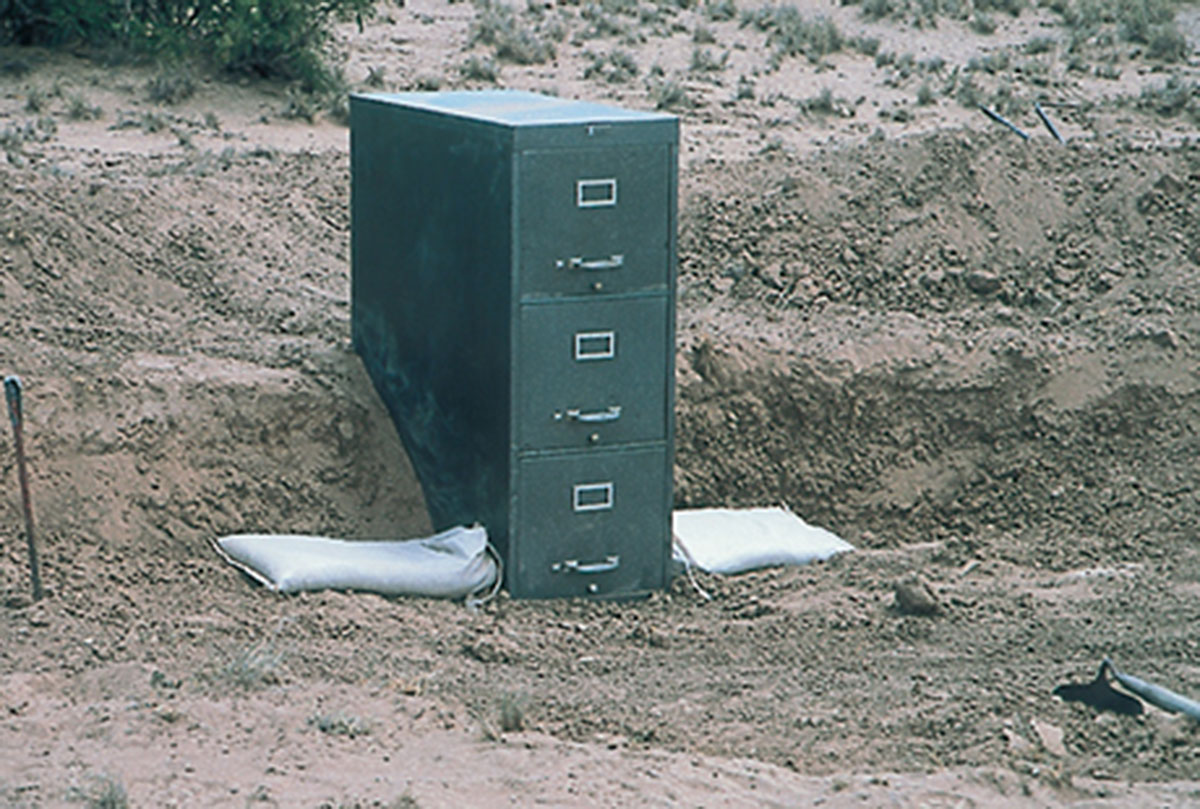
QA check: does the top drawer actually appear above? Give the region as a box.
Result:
[517,145,671,298]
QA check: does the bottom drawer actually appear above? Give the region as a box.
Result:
[510,446,670,599]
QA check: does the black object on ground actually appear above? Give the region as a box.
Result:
[1054,659,1144,716]
[4,375,43,602]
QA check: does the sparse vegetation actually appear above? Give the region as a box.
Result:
[971,12,997,33]
[216,636,284,690]
[499,694,525,732]
[1139,75,1200,121]
[415,73,443,90]
[69,774,129,809]
[24,86,46,113]
[470,1,557,64]
[309,711,371,738]
[1025,35,1056,54]
[703,0,738,20]
[690,46,729,72]
[741,5,842,64]
[917,82,936,105]
[146,67,195,104]
[853,35,881,56]
[735,73,755,99]
[649,77,692,109]
[460,55,500,82]
[1146,26,1189,61]
[583,48,639,82]
[693,23,717,42]
[67,93,102,120]
[365,65,386,87]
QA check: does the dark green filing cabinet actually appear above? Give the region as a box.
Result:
[350,91,677,599]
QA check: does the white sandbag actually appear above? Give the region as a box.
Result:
[672,507,853,575]
[214,524,497,599]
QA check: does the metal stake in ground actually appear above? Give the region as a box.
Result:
[5,375,43,601]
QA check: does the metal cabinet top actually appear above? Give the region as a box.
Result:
[352,90,677,148]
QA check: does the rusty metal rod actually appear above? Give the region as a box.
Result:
[5,376,43,602]
[978,104,1030,140]
[1035,102,1065,144]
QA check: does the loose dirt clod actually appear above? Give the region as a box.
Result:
[892,574,942,616]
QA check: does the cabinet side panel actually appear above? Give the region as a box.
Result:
[351,98,513,543]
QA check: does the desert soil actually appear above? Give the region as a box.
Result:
[2,0,1200,805]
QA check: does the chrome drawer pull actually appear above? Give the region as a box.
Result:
[576,178,617,208]
[566,405,622,424]
[572,481,613,511]
[552,555,620,574]
[567,254,624,272]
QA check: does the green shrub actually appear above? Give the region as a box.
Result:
[0,0,373,92]
[460,55,500,81]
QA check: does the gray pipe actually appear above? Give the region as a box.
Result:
[1105,659,1200,722]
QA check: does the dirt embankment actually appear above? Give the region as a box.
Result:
[675,132,1199,568]
[1,128,1199,806]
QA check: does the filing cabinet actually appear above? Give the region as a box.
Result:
[350,91,677,599]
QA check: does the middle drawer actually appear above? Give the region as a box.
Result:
[516,296,669,451]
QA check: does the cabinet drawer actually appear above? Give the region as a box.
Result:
[517,297,668,450]
[517,146,671,298]
[511,447,669,598]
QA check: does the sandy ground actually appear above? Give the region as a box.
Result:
[2,0,1200,805]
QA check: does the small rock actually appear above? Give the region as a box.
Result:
[1031,718,1068,757]
[965,270,1001,295]
[893,575,942,616]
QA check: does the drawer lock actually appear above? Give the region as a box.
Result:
[552,555,620,575]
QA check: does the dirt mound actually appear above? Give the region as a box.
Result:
[674,131,1199,568]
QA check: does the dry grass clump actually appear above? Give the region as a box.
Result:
[583,48,640,82]
[648,76,693,109]
[740,5,842,65]
[1025,35,1056,54]
[1139,75,1200,122]
[460,55,500,82]
[470,0,559,64]
[308,711,372,738]
[68,774,129,809]
[703,0,737,20]
[67,93,102,121]
[146,66,196,104]
[1052,0,1189,61]
[689,46,729,72]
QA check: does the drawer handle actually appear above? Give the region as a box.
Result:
[574,330,615,361]
[552,555,620,575]
[572,481,613,512]
[566,405,622,424]
[576,178,617,208]
[566,254,624,272]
